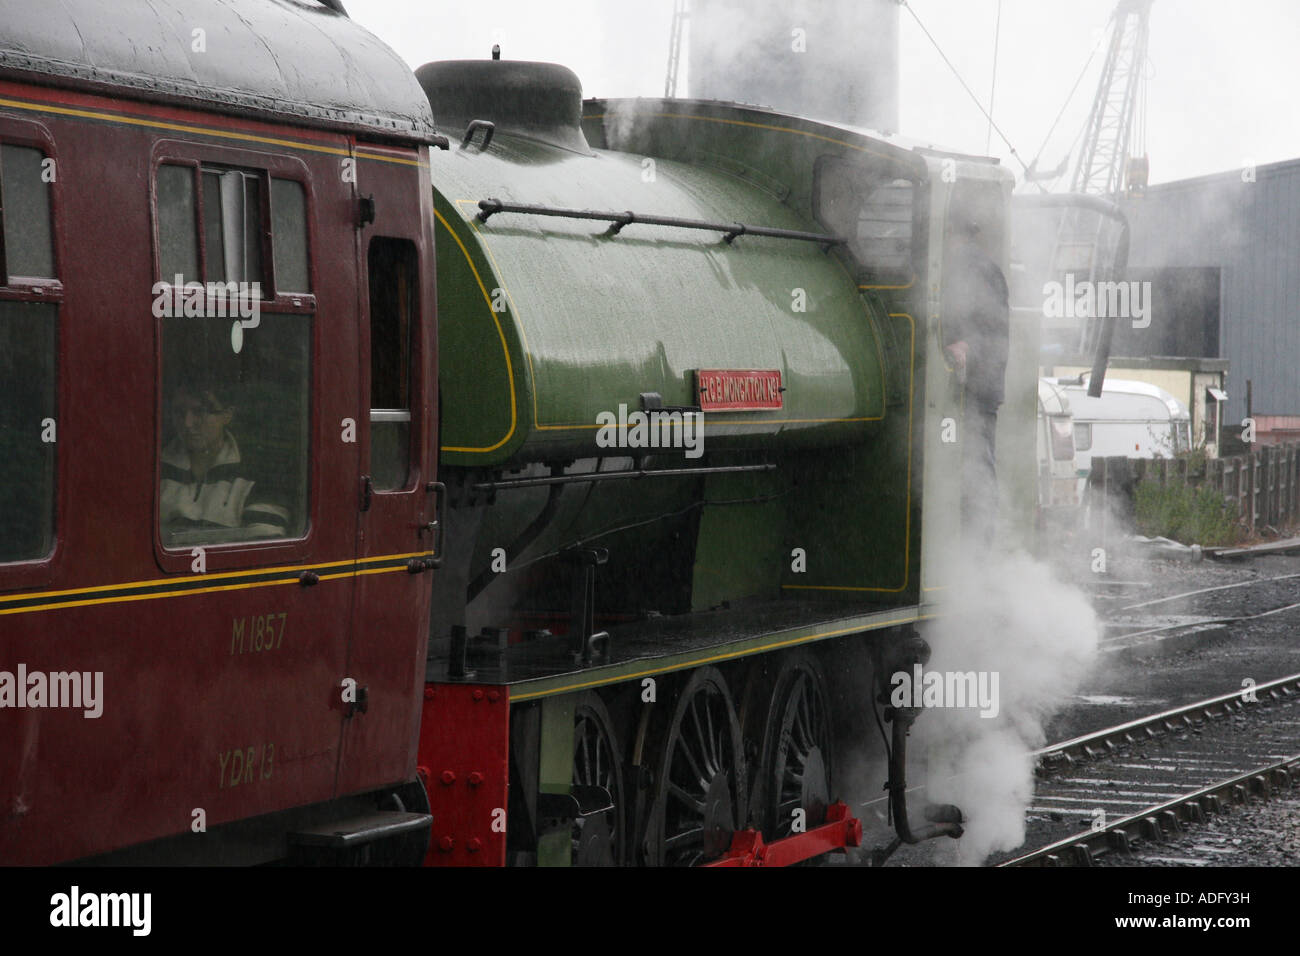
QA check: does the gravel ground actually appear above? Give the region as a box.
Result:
[1096,790,1300,867]
[1046,547,1300,743]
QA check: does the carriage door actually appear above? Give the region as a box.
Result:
[337,152,438,795]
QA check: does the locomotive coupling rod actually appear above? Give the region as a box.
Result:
[472,463,775,492]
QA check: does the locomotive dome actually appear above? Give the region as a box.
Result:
[417,58,592,153]
[0,0,437,142]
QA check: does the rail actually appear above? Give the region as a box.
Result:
[1035,672,1300,766]
[1002,673,1300,866]
[1002,754,1300,867]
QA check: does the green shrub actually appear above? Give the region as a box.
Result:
[1134,479,1242,547]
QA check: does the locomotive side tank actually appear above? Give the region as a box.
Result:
[422,60,889,468]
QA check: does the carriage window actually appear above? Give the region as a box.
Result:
[157,162,310,294]
[0,302,57,562]
[0,139,58,564]
[159,314,311,548]
[157,163,199,282]
[1,144,55,280]
[368,237,417,491]
[271,178,310,292]
[155,160,313,549]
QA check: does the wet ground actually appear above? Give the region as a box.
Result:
[1049,548,1300,742]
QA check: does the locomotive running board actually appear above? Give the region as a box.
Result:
[455,598,929,702]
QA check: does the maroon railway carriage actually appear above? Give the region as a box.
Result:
[0,0,442,864]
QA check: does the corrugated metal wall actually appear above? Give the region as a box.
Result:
[1121,158,1300,423]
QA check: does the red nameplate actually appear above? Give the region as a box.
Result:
[696,369,784,411]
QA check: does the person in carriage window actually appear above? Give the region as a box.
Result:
[160,378,289,541]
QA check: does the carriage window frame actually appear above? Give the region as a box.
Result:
[149,143,319,572]
[0,121,63,583]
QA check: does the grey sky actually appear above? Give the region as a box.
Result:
[350,0,1300,186]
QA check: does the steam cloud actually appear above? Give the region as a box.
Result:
[914,547,1099,865]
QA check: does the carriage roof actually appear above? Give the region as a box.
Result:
[0,0,437,144]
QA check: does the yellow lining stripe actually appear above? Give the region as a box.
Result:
[860,277,917,291]
[435,205,519,453]
[0,93,427,166]
[455,199,545,434]
[0,551,433,617]
[5,551,430,602]
[508,610,935,701]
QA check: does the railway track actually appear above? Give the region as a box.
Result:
[999,673,1300,866]
[1096,571,1300,653]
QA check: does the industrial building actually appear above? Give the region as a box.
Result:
[1118,157,1300,437]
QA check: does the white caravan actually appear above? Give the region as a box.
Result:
[1058,377,1192,492]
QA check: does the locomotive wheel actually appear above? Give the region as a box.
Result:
[643,666,747,866]
[572,692,626,866]
[756,652,833,843]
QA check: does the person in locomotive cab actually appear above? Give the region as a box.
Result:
[942,214,1010,543]
[160,380,290,541]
